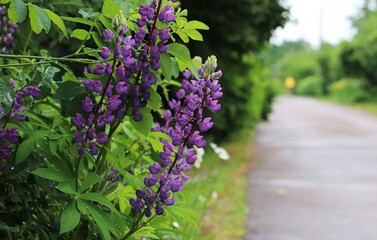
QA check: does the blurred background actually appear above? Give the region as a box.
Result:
[6,0,377,239]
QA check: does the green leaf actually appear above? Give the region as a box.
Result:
[30,4,51,33]
[79,193,118,212]
[52,116,63,129]
[160,52,172,81]
[32,167,68,182]
[0,0,11,4]
[0,220,19,233]
[28,3,41,33]
[54,81,84,100]
[188,63,199,79]
[78,9,100,19]
[130,108,153,136]
[61,16,93,25]
[167,43,192,71]
[60,200,80,234]
[167,205,201,232]
[0,77,14,113]
[71,29,90,40]
[78,173,103,193]
[176,17,187,29]
[184,29,203,41]
[44,9,68,38]
[175,31,189,43]
[185,20,209,30]
[123,171,142,190]
[16,130,50,164]
[8,0,27,23]
[147,87,161,111]
[102,0,121,19]
[91,32,105,48]
[147,136,164,153]
[16,112,50,129]
[57,180,77,195]
[77,199,117,240]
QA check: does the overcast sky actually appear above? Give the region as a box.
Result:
[270,0,367,48]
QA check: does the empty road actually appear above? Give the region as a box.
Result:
[244,96,377,240]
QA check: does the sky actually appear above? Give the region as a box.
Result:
[270,0,367,48]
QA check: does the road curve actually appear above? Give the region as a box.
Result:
[244,96,377,240]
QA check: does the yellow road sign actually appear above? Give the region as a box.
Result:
[285,77,295,89]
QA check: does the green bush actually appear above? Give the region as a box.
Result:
[329,78,370,104]
[296,75,323,96]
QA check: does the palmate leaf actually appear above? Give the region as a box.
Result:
[60,200,80,234]
[77,199,118,240]
[166,205,201,233]
[16,130,50,164]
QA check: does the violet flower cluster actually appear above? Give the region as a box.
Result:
[71,0,177,156]
[0,6,18,54]
[130,56,223,217]
[0,79,40,170]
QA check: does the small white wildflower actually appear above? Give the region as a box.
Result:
[211,191,218,200]
[172,221,180,228]
[198,195,206,202]
[209,142,230,160]
[194,146,205,169]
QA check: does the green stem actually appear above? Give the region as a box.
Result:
[74,15,101,54]
[0,60,55,69]
[0,54,100,64]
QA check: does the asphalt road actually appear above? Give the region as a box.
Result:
[244,96,377,240]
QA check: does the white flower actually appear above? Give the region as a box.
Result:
[209,142,230,160]
[211,191,218,200]
[194,146,205,168]
[172,221,180,228]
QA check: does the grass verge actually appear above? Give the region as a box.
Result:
[177,131,254,240]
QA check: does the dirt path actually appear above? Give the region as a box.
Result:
[244,96,377,240]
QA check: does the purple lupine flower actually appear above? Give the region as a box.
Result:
[102,29,114,41]
[0,82,40,170]
[70,0,178,158]
[99,46,111,59]
[130,56,223,217]
[0,6,18,54]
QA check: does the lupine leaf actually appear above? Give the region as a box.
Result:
[32,167,68,182]
[60,200,80,234]
[16,130,50,164]
[54,81,84,100]
[166,205,201,232]
[77,199,117,240]
[0,76,14,113]
[78,173,103,193]
[57,180,77,195]
[130,108,153,136]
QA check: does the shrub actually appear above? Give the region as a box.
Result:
[296,75,323,96]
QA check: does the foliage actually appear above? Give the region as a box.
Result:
[339,9,377,87]
[181,0,288,138]
[0,0,227,239]
[328,78,370,104]
[296,75,323,96]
